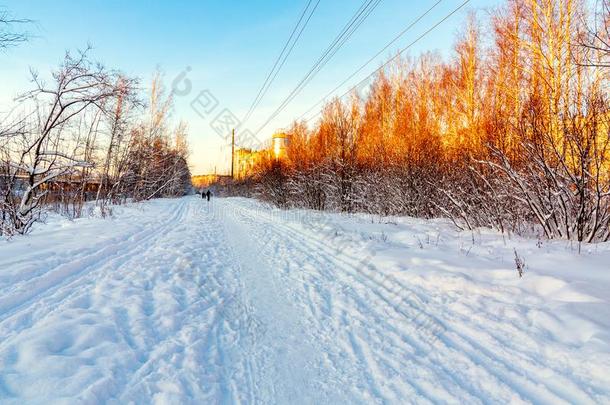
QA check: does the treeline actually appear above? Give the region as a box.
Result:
[233,0,610,243]
[0,50,191,236]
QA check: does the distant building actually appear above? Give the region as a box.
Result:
[200,133,291,183]
[232,133,290,179]
[234,148,265,180]
[1,170,101,199]
[192,174,231,189]
[271,132,289,159]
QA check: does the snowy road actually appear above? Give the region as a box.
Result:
[1,196,609,404]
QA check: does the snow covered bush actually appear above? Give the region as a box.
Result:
[221,0,610,244]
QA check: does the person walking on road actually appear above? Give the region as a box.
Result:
[206,190,211,201]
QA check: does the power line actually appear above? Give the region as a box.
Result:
[254,0,382,136]
[253,0,383,137]
[304,0,471,124]
[241,0,314,125]
[240,0,321,129]
[253,1,321,124]
[296,0,444,123]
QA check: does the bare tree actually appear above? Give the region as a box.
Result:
[94,76,140,215]
[580,0,610,68]
[3,48,134,234]
[0,8,30,50]
[114,74,191,203]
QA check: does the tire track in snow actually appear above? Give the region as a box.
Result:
[205,200,268,404]
[115,199,264,404]
[264,218,603,403]
[0,200,189,356]
[0,198,190,352]
[221,200,335,404]
[226,202,452,402]
[224,200,602,404]
[277,216,599,403]
[0,199,188,318]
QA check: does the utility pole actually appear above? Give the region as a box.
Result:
[231,128,235,179]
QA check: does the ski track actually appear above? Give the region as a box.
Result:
[221,199,609,404]
[0,196,608,404]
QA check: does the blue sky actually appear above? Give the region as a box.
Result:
[1,0,501,174]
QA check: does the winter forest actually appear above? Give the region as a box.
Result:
[0,46,192,236]
[2,0,609,243]
[229,0,610,243]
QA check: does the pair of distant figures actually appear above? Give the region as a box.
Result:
[201,190,212,201]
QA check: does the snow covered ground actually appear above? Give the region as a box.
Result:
[0,196,609,404]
